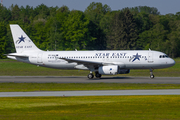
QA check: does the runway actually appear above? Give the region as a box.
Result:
[0,76,180,84]
[0,76,180,97]
[0,89,180,97]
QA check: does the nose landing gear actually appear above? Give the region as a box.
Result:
[150,69,154,79]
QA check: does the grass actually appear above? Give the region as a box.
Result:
[1,59,180,119]
[0,83,180,92]
[0,96,180,120]
[0,58,180,76]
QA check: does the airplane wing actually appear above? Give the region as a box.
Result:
[60,58,103,67]
[59,58,124,69]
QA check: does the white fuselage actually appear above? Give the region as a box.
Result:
[8,50,175,70]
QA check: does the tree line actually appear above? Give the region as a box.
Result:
[0,2,180,58]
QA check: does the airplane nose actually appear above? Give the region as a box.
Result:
[169,58,175,67]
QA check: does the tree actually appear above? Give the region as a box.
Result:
[128,6,160,15]
[134,12,153,33]
[107,10,138,50]
[0,22,7,58]
[84,2,111,49]
[31,20,48,50]
[138,23,168,51]
[10,4,20,21]
[166,20,180,57]
[0,6,11,22]
[34,4,50,19]
[85,2,111,25]
[19,5,35,24]
[62,10,96,50]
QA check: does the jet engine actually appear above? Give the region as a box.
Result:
[98,65,130,75]
[98,65,118,75]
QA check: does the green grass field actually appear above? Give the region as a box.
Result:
[0,59,180,120]
[0,96,180,120]
[0,83,180,92]
[0,58,180,76]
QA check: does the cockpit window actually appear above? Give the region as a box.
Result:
[159,55,169,58]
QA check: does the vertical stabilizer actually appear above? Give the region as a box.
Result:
[10,24,41,53]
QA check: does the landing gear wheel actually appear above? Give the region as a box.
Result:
[149,69,155,79]
[87,73,94,79]
[95,72,102,78]
[150,74,154,79]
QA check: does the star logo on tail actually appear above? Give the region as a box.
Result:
[16,35,26,44]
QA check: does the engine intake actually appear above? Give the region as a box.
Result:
[98,65,118,75]
[98,65,130,75]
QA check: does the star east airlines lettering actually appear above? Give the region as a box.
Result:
[95,53,126,57]
[95,52,147,62]
[16,46,32,48]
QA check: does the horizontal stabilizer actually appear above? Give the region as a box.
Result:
[6,53,29,58]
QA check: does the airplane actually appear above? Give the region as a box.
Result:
[6,24,175,79]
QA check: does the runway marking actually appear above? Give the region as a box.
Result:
[0,89,180,97]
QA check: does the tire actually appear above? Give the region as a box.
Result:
[87,74,94,79]
[150,74,154,79]
[95,72,102,78]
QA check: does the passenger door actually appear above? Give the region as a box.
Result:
[148,52,153,63]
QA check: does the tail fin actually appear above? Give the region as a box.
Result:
[10,24,41,53]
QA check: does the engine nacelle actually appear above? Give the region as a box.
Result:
[118,69,130,74]
[98,65,118,75]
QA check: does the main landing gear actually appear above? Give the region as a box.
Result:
[87,71,102,79]
[87,73,94,79]
[150,69,154,79]
[95,72,102,78]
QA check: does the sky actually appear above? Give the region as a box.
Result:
[2,0,180,15]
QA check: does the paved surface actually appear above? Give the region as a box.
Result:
[0,76,179,97]
[0,89,180,97]
[0,76,180,84]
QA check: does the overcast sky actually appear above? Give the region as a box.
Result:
[2,0,180,15]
